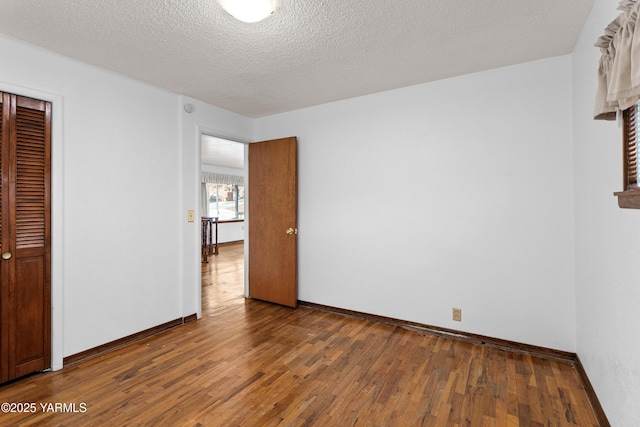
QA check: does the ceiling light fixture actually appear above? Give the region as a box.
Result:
[218,0,276,23]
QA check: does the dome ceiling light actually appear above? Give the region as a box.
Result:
[218,0,276,23]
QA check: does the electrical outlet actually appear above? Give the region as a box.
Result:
[452,308,462,322]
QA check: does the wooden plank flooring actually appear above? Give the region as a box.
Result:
[0,243,600,426]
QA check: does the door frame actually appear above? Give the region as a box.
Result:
[198,131,251,299]
[0,83,64,372]
[194,126,252,314]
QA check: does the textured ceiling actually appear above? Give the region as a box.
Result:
[0,0,595,118]
[201,135,244,168]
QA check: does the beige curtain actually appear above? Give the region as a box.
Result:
[594,0,640,120]
[201,172,244,185]
[201,182,210,218]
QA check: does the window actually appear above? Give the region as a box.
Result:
[206,183,244,219]
[615,102,640,208]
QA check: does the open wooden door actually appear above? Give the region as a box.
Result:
[248,137,297,308]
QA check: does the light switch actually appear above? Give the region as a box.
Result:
[188,210,194,222]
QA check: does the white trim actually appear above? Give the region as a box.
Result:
[176,96,185,326]
[244,143,249,298]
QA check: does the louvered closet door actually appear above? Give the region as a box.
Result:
[0,93,51,383]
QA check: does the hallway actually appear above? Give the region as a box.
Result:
[202,242,245,311]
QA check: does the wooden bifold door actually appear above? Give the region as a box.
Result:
[0,92,51,383]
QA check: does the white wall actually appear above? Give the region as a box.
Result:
[216,222,244,244]
[0,34,254,365]
[202,165,244,176]
[255,56,576,351]
[0,35,181,360]
[572,0,640,424]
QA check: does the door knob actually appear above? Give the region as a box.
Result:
[285,228,298,235]
[1,252,11,260]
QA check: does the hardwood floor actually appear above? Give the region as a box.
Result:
[202,242,245,309]
[0,243,600,426]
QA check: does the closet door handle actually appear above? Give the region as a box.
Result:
[1,252,12,260]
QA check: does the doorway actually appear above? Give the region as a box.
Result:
[200,135,246,307]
